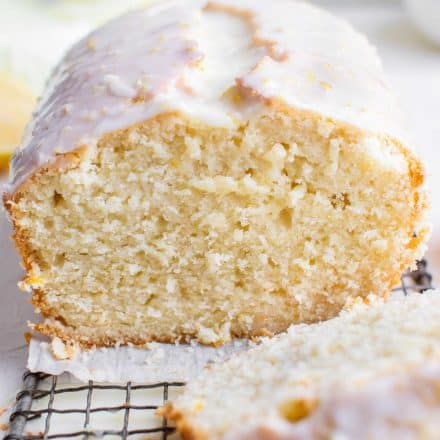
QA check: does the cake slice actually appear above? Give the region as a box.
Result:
[3,0,429,347]
[162,291,440,439]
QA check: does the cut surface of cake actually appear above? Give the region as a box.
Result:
[3,0,429,347]
[162,292,440,439]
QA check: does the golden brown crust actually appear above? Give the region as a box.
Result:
[158,404,209,440]
[32,316,281,350]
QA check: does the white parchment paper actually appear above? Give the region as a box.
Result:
[27,337,251,383]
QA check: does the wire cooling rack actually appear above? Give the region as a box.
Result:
[5,375,185,440]
[5,375,185,439]
[4,259,434,440]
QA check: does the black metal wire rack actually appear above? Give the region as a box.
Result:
[5,376,185,440]
[4,260,434,440]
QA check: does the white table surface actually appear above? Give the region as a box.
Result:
[1,0,440,418]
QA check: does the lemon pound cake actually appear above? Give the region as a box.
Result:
[162,292,440,439]
[3,0,429,347]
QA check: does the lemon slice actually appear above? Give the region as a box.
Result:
[0,72,35,170]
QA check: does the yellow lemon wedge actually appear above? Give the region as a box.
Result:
[0,72,35,170]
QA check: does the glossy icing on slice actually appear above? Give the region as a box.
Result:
[223,364,440,439]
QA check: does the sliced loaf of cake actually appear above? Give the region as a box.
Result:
[3,0,429,347]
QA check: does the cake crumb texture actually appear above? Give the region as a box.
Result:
[6,109,428,346]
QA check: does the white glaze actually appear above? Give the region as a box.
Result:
[223,364,440,440]
[7,0,406,194]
